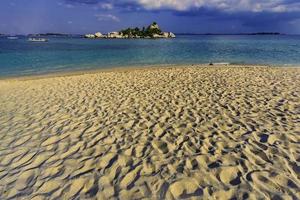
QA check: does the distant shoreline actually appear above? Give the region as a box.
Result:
[3,32,300,37]
[176,32,284,36]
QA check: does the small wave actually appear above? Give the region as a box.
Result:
[209,62,231,65]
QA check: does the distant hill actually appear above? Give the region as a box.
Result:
[247,32,282,35]
[176,32,283,36]
[27,33,79,37]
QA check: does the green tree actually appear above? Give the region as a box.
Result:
[119,22,163,38]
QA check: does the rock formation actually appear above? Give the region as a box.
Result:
[107,32,124,38]
[84,34,96,39]
[95,32,104,38]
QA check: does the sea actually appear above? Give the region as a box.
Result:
[0,35,300,77]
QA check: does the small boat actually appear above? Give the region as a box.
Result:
[28,38,48,42]
[7,36,18,40]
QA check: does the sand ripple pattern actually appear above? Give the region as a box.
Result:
[0,66,299,200]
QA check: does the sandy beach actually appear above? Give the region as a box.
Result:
[0,65,299,200]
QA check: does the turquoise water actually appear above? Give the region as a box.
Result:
[0,35,300,77]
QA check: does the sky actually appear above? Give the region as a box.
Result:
[1,0,300,34]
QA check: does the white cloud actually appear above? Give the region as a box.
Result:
[58,2,75,9]
[133,0,300,13]
[100,3,114,10]
[65,4,75,8]
[95,14,120,22]
[63,0,300,13]
[65,4,74,8]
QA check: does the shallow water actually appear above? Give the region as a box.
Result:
[0,35,300,77]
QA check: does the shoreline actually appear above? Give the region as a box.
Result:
[1,63,300,81]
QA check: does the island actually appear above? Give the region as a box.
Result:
[27,33,79,38]
[84,22,175,39]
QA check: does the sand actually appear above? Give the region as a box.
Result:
[0,65,299,200]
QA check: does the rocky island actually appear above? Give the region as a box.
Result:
[84,22,175,39]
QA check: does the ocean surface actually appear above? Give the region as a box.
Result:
[0,35,300,77]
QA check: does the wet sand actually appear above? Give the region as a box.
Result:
[0,65,299,199]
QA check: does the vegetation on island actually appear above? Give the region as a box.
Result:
[120,22,163,38]
[28,33,75,37]
[84,22,175,39]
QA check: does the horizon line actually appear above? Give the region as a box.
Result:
[2,32,300,36]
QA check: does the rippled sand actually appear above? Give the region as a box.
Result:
[0,66,299,200]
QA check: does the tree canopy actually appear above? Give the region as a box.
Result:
[120,22,162,38]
